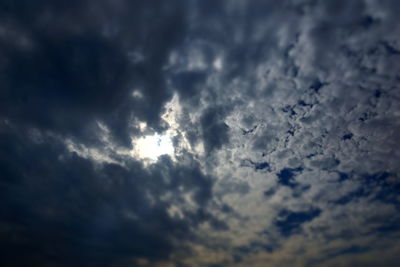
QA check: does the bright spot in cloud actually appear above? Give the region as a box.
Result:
[132,133,174,161]
[131,89,143,99]
[130,94,195,163]
[213,57,223,70]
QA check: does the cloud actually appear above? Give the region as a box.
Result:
[0,123,223,266]
[0,0,189,146]
[1,0,400,266]
[275,208,321,237]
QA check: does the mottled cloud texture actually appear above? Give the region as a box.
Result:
[1,1,400,266]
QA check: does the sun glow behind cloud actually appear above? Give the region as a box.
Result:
[130,94,185,162]
[2,1,400,266]
[132,133,174,161]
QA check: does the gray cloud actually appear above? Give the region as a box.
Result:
[1,0,400,266]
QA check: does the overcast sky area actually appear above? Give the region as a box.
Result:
[1,1,400,266]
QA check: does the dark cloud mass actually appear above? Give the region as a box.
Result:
[1,0,400,266]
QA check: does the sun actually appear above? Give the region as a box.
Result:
[132,133,174,161]
[130,94,193,163]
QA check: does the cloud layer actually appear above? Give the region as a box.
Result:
[1,0,399,266]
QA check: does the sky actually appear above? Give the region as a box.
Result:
[0,0,400,266]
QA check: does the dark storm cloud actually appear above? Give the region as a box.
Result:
[0,2,221,265]
[1,0,400,266]
[171,70,207,105]
[200,106,230,154]
[0,124,218,266]
[0,0,187,145]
